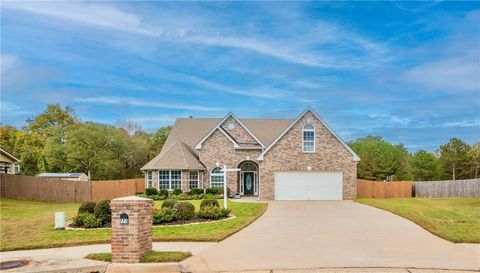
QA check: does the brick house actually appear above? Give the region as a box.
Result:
[141,107,360,200]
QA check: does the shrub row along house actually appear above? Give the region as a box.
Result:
[141,107,360,200]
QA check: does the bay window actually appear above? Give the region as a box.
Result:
[158,170,181,190]
[189,171,200,189]
[146,171,153,188]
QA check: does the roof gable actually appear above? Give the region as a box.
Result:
[256,107,360,161]
[0,147,20,162]
[141,139,205,170]
[195,113,265,149]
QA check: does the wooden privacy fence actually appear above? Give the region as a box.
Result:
[413,179,480,198]
[357,179,412,198]
[0,174,145,203]
[92,179,145,201]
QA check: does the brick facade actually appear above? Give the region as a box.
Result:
[200,130,261,193]
[220,116,259,145]
[110,196,153,263]
[259,111,357,200]
[144,110,357,200]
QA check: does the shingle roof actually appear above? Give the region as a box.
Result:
[141,117,293,170]
[141,139,205,170]
[0,147,20,162]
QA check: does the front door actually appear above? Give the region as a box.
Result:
[243,172,255,195]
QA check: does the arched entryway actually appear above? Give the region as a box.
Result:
[237,161,259,196]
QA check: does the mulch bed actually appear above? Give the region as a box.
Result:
[65,215,235,230]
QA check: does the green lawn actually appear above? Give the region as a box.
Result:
[0,198,267,251]
[356,198,480,243]
[85,251,192,263]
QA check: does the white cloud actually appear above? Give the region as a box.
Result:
[0,54,54,92]
[2,2,388,69]
[0,101,31,118]
[127,115,178,123]
[74,96,223,112]
[184,75,288,99]
[0,54,20,74]
[2,1,159,36]
[366,113,412,126]
[439,120,480,128]
[404,56,480,92]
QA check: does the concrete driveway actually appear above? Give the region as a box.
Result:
[181,201,480,272]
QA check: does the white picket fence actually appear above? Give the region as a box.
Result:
[413,178,480,198]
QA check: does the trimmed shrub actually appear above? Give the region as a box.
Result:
[82,213,103,228]
[172,188,183,195]
[94,200,111,224]
[161,199,177,209]
[74,213,103,228]
[145,187,158,196]
[178,193,189,200]
[151,194,166,201]
[73,213,86,227]
[205,188,218,195]
[189,188,203,195]
[197,206,231,220]
[153,208,178,224]
[78,202,96,214]
[174,202,195,221]
[200,198,219,209]
[159,189,169,197]
[205,187,230,196]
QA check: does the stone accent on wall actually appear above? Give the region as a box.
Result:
[220,116,258,145]
[181,170,190,192]
[151,171,158,189]
[259,111,357,200]
[199,129,261,194]
[110,196,153,263]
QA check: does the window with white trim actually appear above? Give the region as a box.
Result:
[189,171,200,189]
[157,170,182,190]
[13,164,20,174]
[158,171,169,189]
[302,123,315,152]
[170,170,182,189]
[146,171,153,188]
[210,167,224,188]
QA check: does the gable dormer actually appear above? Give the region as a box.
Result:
[195,113,264,150]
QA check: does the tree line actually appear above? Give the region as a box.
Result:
[349,136,479,181]
[0,104,171,180]
[1,104,478,181]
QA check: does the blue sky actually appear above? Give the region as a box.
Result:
[1,1,479,151]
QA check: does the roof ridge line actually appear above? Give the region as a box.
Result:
[218,126,240,144]
[178,141,189,168]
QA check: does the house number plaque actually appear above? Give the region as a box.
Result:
[120,213,129,225]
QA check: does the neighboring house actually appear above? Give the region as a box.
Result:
[0,147,21,174]
[37,173,90,181]
[142,107,360,200]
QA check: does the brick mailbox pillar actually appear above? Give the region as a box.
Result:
[110,196,153,263]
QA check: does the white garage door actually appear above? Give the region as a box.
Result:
[274,171,343,200]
